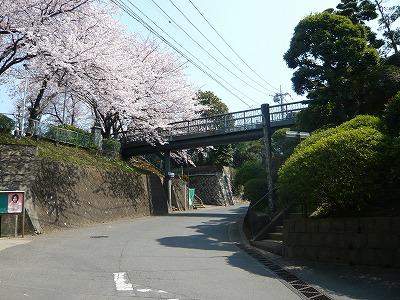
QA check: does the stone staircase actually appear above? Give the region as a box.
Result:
[251,212,303,256]
[193,194,205,209]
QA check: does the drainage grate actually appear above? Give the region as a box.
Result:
[90,235,109,238]
[235,243,333,300]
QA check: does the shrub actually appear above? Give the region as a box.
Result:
[234,160,266,189]
[295,115,383,153]
[243,178,268,205]
[382,92,400,136]
[278,125,387,217]
[102,138,121,152]
[0,114,15,134]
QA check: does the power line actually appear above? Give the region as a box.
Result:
[111,0,254,108]
[149,0,270,97]
[168,0,275,94]
[188,0,279,92]
[121,0,260,106]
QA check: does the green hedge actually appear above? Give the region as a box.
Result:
[0,114,15,134]
[278,119,387,217]
[243,178,268,207]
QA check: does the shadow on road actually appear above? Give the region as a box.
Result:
[157,206,275,278]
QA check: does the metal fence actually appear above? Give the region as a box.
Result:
[168,101,308,138]
[26,119,94,148]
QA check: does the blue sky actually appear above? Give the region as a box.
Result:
[0,0,354,115]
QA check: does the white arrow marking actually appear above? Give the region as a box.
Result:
[113,272,133,291]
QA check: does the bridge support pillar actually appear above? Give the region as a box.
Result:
[261,104,275,213]
[163,150,173,213]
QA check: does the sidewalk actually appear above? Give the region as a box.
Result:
[0,237,31,252]
[237,220,400,300]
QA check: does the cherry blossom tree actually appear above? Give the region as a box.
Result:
[3,0,204,143]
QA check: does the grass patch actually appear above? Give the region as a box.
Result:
[0,132,151,174]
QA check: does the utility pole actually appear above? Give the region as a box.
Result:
[272,85,291,120]
[261,104,274,213]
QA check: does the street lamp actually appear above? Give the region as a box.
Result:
[285,131,310,140]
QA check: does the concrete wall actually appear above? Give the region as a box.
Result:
[187,165,233,206]
[0,144,168,235]
[171,178,187,210]
[283,217,400,268]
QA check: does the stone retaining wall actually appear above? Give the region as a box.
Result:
[283,217,400,268]
[187,166,233,206]
[0,144,169,235]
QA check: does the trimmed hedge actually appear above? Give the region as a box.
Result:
[278,118,387,217]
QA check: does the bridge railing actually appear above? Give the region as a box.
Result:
[168,101,308,138]
[168,107,263,138]
[269,101,308,123]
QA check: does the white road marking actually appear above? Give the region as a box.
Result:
[158,290,168,293]
[137,288,152,293]
[113,272,133,291]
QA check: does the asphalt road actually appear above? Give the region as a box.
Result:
[0,205,300,300]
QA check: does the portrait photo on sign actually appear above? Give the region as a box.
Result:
[8,192,23,213]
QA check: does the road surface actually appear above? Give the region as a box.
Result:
[0,205,300,299]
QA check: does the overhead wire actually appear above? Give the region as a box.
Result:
[124,0,260,105]
[188,0,279,92]
[169,0,275,94]
[122,0,260,106]
[149,0,270,97]
[110,0,254,108]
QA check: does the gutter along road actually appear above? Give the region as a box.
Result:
[0,206,301,299]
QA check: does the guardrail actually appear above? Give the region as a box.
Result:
[26,119,94,148]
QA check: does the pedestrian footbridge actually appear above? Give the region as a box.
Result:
[121,101,309,158]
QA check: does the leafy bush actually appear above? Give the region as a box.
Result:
[295,115,382,153]
[278,123,387,217]
[234,161,266,189]
[102,138,121,152]
[243,178,268,205]
[0,114,15,134]
[382,92,400,136]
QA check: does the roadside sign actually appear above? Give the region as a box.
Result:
[0,192,24,214]
[0,191,25,238]
[8,192,23,213]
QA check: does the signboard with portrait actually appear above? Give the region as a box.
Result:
[0,191,24,214]
[0,191,25,238]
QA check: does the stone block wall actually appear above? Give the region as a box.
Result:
[186,165,233,206]
[0,144,168,235]
[283,217,400,268]
[171,178,187,210]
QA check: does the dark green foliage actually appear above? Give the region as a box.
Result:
[194,90,233,166]
[207,144,233,166]
[232,141,263,168]
[234,161,266,189]
[243,178,268,204]
[335,0,378,24]
[284,12,381,126]
[278,117,387,217]
[0,114,15,134]
[102,138,121,153]
[382,92,400,136]
[333,0,383,48]
[196,90,229,116]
